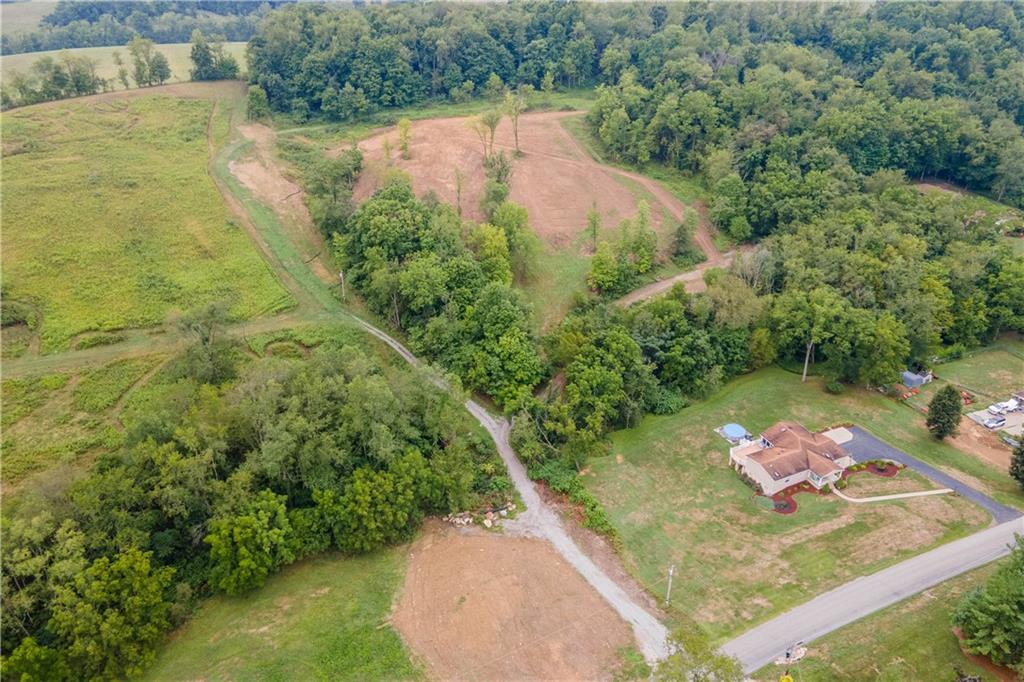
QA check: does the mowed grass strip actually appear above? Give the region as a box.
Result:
[146,549,422,682]
[752,563,998,681]
[1,94,291,352]
[585,367,1021,641]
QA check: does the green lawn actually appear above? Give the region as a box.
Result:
[2,90,291,352]
[1,42,248,90]
[146,549,422,682]
[909,338,1024,411]
[584,367,1022,641]
[753,564,999,681]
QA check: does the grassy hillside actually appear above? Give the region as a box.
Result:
[1,86,291,352]
[0,41,247,90]
[146,548,422,681]
[584,367,1022,641]
[0,1,56,36]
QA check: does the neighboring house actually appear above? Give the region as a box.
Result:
[901,370,933,389]
[729,421,854,496]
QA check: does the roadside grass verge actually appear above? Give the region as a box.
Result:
[145,548,422,681]
[584,367,1021,641]
[752,563,998,681]
[1,94,291,352]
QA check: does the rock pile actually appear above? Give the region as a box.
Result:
[443,502,517,529]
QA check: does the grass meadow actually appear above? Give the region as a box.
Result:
[584,367,1022,641]
[0,42,248,90]
[0,1,56,35]
[907,337,1024,411]
[145,548,422,681]
[753,563,998,681]
[1,92,291,352]
[0,354,165,490]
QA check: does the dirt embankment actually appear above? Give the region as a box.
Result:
[393,521,634,681]
[231,123,336,286]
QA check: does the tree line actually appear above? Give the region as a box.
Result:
[2,0,282,55]
[0,313,510,679]
[1,30,237,110]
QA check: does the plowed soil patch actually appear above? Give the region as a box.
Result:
[353,112,670,249]
[393,522,632,681]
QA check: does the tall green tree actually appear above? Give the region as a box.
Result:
[50,548,174,680]
[926,384,962,439]
[953,535,1024,670]
[1010,441,1024,491]
[205,490,294,595]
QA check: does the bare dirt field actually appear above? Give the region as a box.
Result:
[353,112,692,252]
[950,417,1013,471]
[393,521,633,681]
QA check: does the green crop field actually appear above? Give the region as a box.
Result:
[753,564,998,681]
[1,42,248,90]
[1,89,292,353]
[145,548,422,681]
[584,367,1023,641]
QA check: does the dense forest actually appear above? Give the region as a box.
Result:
[1,0,286,55]
[1,317,511,678]
[246,1,1024,205]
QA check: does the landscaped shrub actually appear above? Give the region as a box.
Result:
[825,380,845,394]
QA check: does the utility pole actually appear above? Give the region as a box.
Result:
[665,565,675,606]
[339,270,346,300]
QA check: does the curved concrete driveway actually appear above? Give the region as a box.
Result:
[844,426,1021,524]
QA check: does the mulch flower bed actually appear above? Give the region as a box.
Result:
[758,461,905,514]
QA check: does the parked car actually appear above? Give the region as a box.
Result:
[987,398,1021,415]
[984,416,1007,430]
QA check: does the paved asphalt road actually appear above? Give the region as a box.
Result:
[721,516,1024,673]
[845,426,1022,523]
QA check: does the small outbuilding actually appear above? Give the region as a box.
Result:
[901,370,933,389]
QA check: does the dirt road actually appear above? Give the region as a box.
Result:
[224,120,674,664]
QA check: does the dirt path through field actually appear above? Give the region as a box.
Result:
[394,521,633,681]
[232,123,337,287]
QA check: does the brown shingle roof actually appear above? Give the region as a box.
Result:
[749,422,847,481]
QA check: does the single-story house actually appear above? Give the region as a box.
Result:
[901,370,933,389]
[729,421,854,496]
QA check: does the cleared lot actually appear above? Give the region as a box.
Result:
[393,522,634,681]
